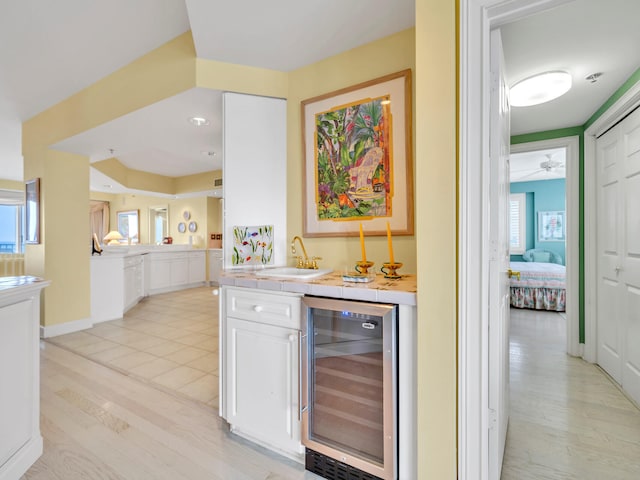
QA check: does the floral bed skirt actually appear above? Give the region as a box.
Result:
[510,287,565,312]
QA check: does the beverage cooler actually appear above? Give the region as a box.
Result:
[301,296,398,480]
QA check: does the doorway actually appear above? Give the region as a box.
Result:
[459,1,585,479]
[510,137,580,357]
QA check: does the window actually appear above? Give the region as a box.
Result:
[510,193,526,254]
[0,189,25,253]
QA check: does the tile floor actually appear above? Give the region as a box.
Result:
[46,286,219,408]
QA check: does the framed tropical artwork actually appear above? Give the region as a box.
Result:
[301,69,414,237]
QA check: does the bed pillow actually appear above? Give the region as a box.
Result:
[532,251,551,263]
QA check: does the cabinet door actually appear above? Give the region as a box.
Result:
[123,265,136,310]
[0,300,34,466]
[148,257,171,290]
[209,251,223,284]
[188,253,206,284]
[225,316,301,454]
[171,256,189,286]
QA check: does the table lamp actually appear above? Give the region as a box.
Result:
[103,231,123,245]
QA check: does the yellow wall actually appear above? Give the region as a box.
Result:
[287,28,416,273]
[22,32,198,327]
[0,179,23,191]
[91,191,215,248]
[93,158,221,196]
[207,197,222,240]
[416,0,458,478]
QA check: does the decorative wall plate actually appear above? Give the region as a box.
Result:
[178,222,186,233]
[188,221,197,233]
[183,210,191,221]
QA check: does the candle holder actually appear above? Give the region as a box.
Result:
[381,262,403,279]
[355,260,375,275]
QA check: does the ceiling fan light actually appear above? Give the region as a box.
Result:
[188,116,210,127]
[510,71,572,107]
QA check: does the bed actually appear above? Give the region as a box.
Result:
[510,249,566,312]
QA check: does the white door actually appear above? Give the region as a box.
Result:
[597,106,640,403]
[487,28,511,480]
[596,124,623,382]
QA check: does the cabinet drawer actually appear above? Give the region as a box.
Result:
[224,287,301,329]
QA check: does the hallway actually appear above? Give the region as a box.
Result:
[501,308,640,479]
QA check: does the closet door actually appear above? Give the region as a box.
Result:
[596,106,640,404]
[596,122,623,383]
[620,107,640,403]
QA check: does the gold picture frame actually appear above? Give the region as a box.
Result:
[301,69,414,237]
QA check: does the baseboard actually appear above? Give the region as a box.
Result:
[40,316,93,338]
[0,434,42,480]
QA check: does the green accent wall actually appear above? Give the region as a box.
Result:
[510,179,566,263]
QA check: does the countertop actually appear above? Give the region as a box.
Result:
[219,270,417,306]
[0,276,50,305]
[94,245,205,257]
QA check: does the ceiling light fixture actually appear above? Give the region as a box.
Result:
[189,116,210,126]
[510,71,572,107]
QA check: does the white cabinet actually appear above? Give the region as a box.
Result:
[91,254,145,323]
[0,279,49,480]
[124,255,144,312]
[147,254,171,292]
[146,250,206,295]
[188,251,207,284]
[208,249,222,285]
[170,254,189,286]
[221,286,303,461]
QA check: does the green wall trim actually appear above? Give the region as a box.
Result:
[511,126,584,145]
[584,66,640,131]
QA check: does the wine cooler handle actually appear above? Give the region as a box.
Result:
[299,330,307,422]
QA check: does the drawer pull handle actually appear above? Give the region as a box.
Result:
[253,305,263,313]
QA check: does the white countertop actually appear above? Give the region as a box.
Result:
[95,245,205,257]
[0,276,50,304]
[219,270,417,305]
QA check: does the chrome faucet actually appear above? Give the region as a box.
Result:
[291,236,322,269]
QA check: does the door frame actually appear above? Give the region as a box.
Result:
[510,136,580,357]
[583,81,640,363]
[459,0,575,478]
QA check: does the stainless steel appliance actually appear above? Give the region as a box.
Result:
[301,296,397,480]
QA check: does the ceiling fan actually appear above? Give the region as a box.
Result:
[540,154,564,172]
[515,153,565,181]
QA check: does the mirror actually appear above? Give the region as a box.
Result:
[149,205,169,244]
[117,209,140,244]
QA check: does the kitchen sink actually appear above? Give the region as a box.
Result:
[254,267,332,280]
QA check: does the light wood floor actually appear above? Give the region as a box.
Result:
[502,308,640,480]
[23,341,314,480]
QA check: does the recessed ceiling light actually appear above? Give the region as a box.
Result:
[510,71,572,107]
[189,116,210,126]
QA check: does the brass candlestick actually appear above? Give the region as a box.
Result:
[381,262,403,279]
[355,260,375,275]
